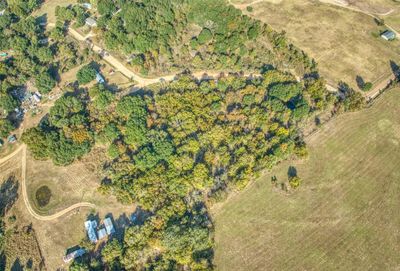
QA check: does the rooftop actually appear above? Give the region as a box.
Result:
[381,30,396,41]
[84,220,98,243]
[104,217,115,235]
[85,17,97,27]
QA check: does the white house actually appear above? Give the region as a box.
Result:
[85,17,97,27]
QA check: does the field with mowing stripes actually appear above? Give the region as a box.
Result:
[213,88,400,270]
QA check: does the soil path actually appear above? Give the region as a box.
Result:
[0,145,95,221]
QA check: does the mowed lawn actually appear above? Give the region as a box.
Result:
[213,88,400,271]
[233,0,400,90]
[33,0,77,24]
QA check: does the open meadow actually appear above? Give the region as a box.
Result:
[0,147,135,270]
[213,87,400,270]
[232,0,400,90]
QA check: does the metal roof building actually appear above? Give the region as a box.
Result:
[84,220,98,243]
[85,17,97,27]
[381,30,396,41]
[104,217,115,235]
[63,248,86,263]
[96,73,105,84]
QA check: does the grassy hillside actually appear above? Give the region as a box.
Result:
[213,87,400,270]
[232,0,400,90]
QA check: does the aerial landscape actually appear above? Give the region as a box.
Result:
[0,0,399,270]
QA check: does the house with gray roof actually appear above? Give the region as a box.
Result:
[381,30,396,41]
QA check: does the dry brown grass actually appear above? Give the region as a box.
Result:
[213,87,400,270]
[232,0,400,89]
[0,146,135,270]
[33,0,77,25]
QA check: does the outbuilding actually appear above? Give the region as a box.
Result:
[63,248,86,263]
[96,73,105,84]
[98,228,107,240]
[104,217,115,235]
[82,3,92,9]
[381,30,396,41]
[85,17,97,27]
[7,135,17,144]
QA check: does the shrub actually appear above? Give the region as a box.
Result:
[35,186,52,207]
[362,82,373,92]
[77,65,97,84]
[289,176,301,189]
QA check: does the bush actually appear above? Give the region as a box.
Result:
[77,65,97,84]
[35,72,56,94]
[35,186,52,207]
[246,6,253,12]
[197,28,213,44]
[362,82,373,92]
[289,176,301,189]
[0,119,14,138]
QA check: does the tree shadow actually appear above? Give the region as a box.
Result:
[130,206,152,226]
[0,176,19,217]
[287,166,297,179]
[390,60,400,80]
[355,75,365,89]
[0,252,6,271]
[10,258,22,271]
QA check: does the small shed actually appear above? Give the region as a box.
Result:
[32,93,41,103]
[381,30,396,41]
[0,9,5,16]
[104,217,115,235]
[98,228,107,240]
[96,73,105,84]
[7,135,16,144]
[85,17,97,27]
[82,3,92,9]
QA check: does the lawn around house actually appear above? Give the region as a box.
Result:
[213,87,400,271]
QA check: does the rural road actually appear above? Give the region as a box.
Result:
[0,144,95,221]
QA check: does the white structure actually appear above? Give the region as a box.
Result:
[85,17,97,27]
[82,3,92,9]
[0,9,5,16]
[32,92,41,103]
[104,217,115,235]
[98,228,107,240]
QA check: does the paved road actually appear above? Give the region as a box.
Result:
[0,145,95,221]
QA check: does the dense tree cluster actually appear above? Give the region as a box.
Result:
[79,0,316,76]
[24,69,335,269]
[0,0,83,140]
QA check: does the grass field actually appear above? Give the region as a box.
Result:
[232,0,400,90]
[34,0,77,24]
[213,87,400,270]
[0,147,135,270]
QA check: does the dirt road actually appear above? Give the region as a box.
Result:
[0,145,95,221]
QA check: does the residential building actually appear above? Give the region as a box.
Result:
[85,17,97,27]
[84,220,98,243]
[63,248,86,263]
[381,30,396,41]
